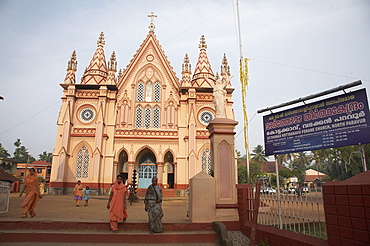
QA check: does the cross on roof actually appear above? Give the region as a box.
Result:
[148,11,157,32]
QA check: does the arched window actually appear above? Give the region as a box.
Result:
[154,82,161,102]
[144,106,151,128]
[137,81,144,102]
[201,148,211,175]
[76,146,89,178]
[145,83,152,102]
[153,106,160,128]
[135,106,143,128]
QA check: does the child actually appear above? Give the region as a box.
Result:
[84,186,91,207]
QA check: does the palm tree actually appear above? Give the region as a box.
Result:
[251,145,268,165]
[276,153,295,168]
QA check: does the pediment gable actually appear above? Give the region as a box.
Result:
[117,32,180,101]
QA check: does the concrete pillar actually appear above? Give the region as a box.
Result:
[189,171,215,223]
[207,118,239,221]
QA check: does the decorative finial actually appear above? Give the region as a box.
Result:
[198,35,207,49]
[221,53,230,75]
[97,31,105,46]
[182,53,191,73]
[108,51,117,72]
[67,50,77,71]
[148,12,157,32]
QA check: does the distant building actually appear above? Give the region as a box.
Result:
[0,157,18,175]
[304,168,329,188]
[0,168,20,192]
[16,161,52,193]
[0,157,19,192]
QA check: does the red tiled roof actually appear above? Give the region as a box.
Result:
[31,161,51,166]
[262,161,288,173]
[0,168,20,182]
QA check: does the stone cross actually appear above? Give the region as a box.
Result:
[148,12,157,32]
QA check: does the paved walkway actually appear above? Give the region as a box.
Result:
[1,193,189,223]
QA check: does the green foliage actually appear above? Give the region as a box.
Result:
[38,176,45,183]
[13,139,35,163]
[251,145,268,164]
[0,143,10,158]
[312,144,370,181]
[38,151,52,164]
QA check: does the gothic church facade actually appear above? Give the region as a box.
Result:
[49,19,236,194]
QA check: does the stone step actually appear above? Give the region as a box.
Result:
[135,188,177,197]
[0,221,218,244]
[0,230,217,244]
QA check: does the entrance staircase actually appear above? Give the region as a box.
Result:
[0,221,218,245]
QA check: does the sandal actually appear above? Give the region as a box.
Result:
[20,215,27,218]
[30,213,36,218]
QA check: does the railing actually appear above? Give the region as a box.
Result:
[246,186,327,240]
[0,181,11,213]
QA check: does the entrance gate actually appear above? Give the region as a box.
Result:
[138,163,157,188]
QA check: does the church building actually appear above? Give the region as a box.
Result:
[49,14,236,195]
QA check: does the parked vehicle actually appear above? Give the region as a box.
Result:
[282,187,295,194]
[260,187,276,194]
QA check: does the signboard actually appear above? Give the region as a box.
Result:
[263,89,370,156]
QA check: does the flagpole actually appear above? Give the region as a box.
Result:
[236,0,250,183]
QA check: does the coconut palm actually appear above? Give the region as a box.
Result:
[250,145,268,165]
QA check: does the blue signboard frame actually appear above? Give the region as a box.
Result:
[263,89,370,156]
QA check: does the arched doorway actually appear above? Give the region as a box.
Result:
[118,150,128,182]
[164,151,174,188]
[137,149,157,188]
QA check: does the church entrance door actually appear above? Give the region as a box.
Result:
[138,160,157,188]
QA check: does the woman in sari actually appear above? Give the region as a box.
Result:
[144,177,164,234]
[19,168,42,218]
[73,180,83,207]
[107,175,128,233]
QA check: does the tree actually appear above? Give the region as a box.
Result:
[0,143,11,158]
[251,145,268,164]
[38,151,53,164]
[276,153,295,169]
[13,139,35,163]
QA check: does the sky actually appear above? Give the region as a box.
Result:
[0,0,369,160]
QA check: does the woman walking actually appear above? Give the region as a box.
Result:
[73,180,83,207]
[19,168,42,218]
[144,177,164,234]
[107,175,128,233]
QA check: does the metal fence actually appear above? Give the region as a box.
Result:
[0,181,11,213]
[247,186,327,240]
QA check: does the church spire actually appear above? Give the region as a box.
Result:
[106,51,117,85]
[81,32,108,84]
[64,50,77,84]
[191,35,215,88]
[181,53,191,86]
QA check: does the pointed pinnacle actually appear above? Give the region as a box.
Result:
[97,32,105,46]
[198,35,207,49]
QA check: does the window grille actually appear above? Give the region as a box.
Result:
[137,82,144,102]
[153,106,160,128]
[76,146,89,178]
[202,149,211,175]
[83,148,89,178]
[154,82,161,102]
[144,106,151,128]
[135,106,143,128]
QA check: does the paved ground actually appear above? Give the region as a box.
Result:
[1,193,189,223]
